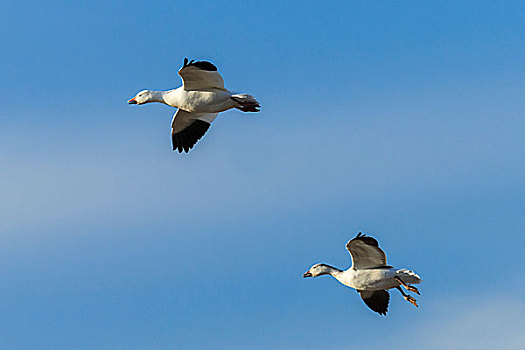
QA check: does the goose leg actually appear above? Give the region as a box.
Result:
[395,276,420,295]
[396,287,418,307]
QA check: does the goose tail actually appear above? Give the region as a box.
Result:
[396,269,421,284]
[231,94,260,112]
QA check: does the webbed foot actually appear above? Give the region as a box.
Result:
[403,295,418,307]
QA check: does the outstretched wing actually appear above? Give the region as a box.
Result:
[178,58,225,91]
[171,109,218,153]
[346,233,388,269]
[359,290,389,315]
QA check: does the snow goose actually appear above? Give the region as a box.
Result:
[303,233,421,315]
[128,58,260,153]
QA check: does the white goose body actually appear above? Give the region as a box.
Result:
[161,88,237,113]
[128,59,260,153]
[334,267,398,290]
[304,233,422,315]
[325,266,419,291]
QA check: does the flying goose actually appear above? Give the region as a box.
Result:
[128,58,260,153]
[303,233,421,315]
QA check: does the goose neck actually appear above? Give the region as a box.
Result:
[150,90,167,104]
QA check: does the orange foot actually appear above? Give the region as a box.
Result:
[404,295,418,307]
[406,285,420,295]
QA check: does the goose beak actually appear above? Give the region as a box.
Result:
[128,97,137,104]
[303,271,313,278]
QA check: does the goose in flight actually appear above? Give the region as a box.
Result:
[128,58,260,153]
[303,233,421,315]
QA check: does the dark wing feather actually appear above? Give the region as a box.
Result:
[353,232,380,246]
[178,59,224,90]
[171,120,210,153]
[359,290,390,316]
[346,232,387,269]
[182,58,217,71]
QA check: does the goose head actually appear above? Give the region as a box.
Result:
[128,90,154,105]
[303,263,335,278]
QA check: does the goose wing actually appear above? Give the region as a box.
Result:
[346,233,388,269]
[178,58,225,91]
[171,109,218,153]
[359,290,389,315]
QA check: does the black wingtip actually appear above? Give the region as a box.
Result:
[171,120,211,153]
[181,58,217,71]
[361,290,390,316]
[355,232,370,240]
[352,232,379,246]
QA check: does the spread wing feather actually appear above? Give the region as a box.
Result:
[359,290,389,315]
[178,58,225,91]
[171,109,218,153]
[346,233,388,269]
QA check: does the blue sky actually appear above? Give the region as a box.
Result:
[1,1,525,349]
